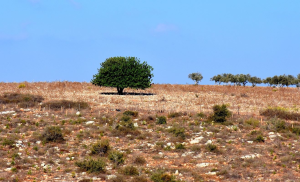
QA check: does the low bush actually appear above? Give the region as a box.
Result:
[0,93,44,108]
[108,150,125,165]
[260,107,300,121]
[168,112,182,118]
[175,143,185,150]
[122,165,139,176]
[2,138,15,147]
[75,157,106,173]
[209,104,231,123]
[90,139,110,156]
[190,145,201,152]
[41,126,64,143]
[168,127,186,140]
[157,116,167,124]
[151,170,179,182]
[245,118,260,128]
[123,110,138,117]
[292,127,300,135]
[254,135,265,143]
[41,100,89,111]
[121,115,131,122]
[131,176,149,182]
[206,144,217,152]
[133,156,146,165]
[197,112,206,118]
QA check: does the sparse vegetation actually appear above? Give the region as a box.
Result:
[157,116,167,124]
[90,139,110,156]
[260,107,300,121]
[108,150,125,165]
[75,157,106,173]
[123,110,138,117]
[41,100,89,110]
[0,82,299,181]
[209,104,231,123]
[41,126,64,143]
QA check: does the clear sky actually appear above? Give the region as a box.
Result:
[1,0,299,85]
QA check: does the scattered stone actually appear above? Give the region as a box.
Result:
[0,111,15,115]
[205,140,212,145]
[4,168,11,172]
[85,121,94,125]
[190,136,204,144]
[241,153,261,159]
[76,111,81,116]
[107,175,117,180]
[134,123,138,127]
[247,141,253,144]
[196,163,210,167]
[205,171,217,175]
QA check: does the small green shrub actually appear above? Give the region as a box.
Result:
[267,118,287,132]
[75,157,106,173]
[197,112,206,118]
[2,138,15,147]
[121,116,131,122]
[175,143,185,150]
[123,110,138,117]
[190,145,201,152]
[108,150,125,165]
[209,104,231,123]
[133,156,146,165]
[157,116,167,124]
[254,135,265,143]
[168,127,186,139]
[18,83,26,88]
[292,127,300,135]
[168,112,182,118]
[206,144,217,152]
[41,126,64,143]
[151,170,178,182]
[245,118,260,128]
[91,139,110,156]
[122,165,139,176]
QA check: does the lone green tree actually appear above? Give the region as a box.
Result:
[188,72,203,85]
[91,57,153,95]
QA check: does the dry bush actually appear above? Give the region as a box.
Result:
[0,93,44,107]
[42,100,89,110]
[260,107,300,121]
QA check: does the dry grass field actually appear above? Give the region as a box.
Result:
[0,82,300,181]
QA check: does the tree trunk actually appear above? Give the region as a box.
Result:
[117,87,124,95]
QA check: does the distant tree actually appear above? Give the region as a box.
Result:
[263,77,272,87]
[91,57,153,95]
[248,76,262,87]
[271,75,279,87]
[296,74,300,88]
[210,74,222,85]
[188,72,203,85]
[237,74,250,87]
[229,74,238,86]
[287,75,296,87]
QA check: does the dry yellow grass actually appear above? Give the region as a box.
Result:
[1,82,299,116]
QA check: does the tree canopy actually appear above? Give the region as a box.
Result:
[91,57,153,95]
[188,72,203,85]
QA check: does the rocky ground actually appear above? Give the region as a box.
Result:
[0,82,300,182]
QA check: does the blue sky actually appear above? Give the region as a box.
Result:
[0,0,299,85]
